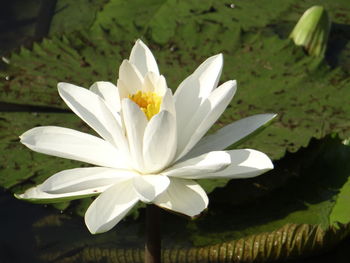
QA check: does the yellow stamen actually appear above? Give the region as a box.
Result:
[129,91,162,120]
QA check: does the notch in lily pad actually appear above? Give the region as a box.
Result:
[289,6,331,57]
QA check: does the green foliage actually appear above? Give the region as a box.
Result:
[3,30,350,163]
[2,0,350,215]
[186,138,350,246]
[90,0,297,43]
[330,139,350,225]
[49,0,107,35]
[219,32,350,160]
[0,112,88,190]
[330,177,350,225]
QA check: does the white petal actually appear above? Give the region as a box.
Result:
[153,178,208,217]
[185,114,277,159]
[174,54,223,138]
[58,82,128,152]
[142,71,158,93]
[143,111,177,172]
[118,60,143,96]
[174,54,223,101]
[116,79,130,102]
[194,54,223,99]
[142,72,167,96]
[176,80,237,160]
[132,175,170,202]
[174,73,200,129]
[85,179,139,234]
[162,151,230,178]
[122,99,147,171]
[154,75,167,96]
[20,126,129,169]
[129,39,159,76]
[196,149,274,179]
[41,167,136,194]
[89,81,121,114]
[15,184,103,203]
[160,88,176,117]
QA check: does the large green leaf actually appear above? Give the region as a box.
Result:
[1,0,350,215]
[3,30,350,160]
[195,137,350,243]
[49,0,108,35]
[1,0,350,163]
[330,139,350,225]
[0,112,89,190]
[90,0,298,44]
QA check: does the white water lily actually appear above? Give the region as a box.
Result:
[17,40,275,234]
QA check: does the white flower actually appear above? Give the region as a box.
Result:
[17,40,275,234]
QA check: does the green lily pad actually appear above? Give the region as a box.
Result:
[0,112,90,191]
[49,0,108,35]
[2,0,350,163]
[193,137,350,245]
[3,30,350,162]
[2,0,350,212]
[90,0,299,44]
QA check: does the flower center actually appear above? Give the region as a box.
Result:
[129,91,161,120]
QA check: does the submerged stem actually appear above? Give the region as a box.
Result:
[145,204,161,263]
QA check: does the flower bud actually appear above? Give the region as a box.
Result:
[289,6,330,57]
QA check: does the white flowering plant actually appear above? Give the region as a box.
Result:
[17,40,275,234]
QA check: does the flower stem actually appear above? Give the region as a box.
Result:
[145,204,161,263]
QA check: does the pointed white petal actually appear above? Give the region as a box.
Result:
[118,60,143,96]
[58,82,128,152]
[122,99,147,171]
[162,151,230,178]
[20,126,128,168]
[194,54,223,99]
[185,114,277,159]
[142,72,167,96]
[129,39,159,76]
[153,178,208,217]
[85,179,139,234]
[174,54,223,138]
[160,88,176,117]
[176,80,237,160]
[142,71,158,92]
[174,54,223,101]
[143,111,177,172]
[154,75,167,96]
[132,174,170,202]
[41,167,136,194]
[89,81,121,114]
[196,149,274,179]
[173,74,201,139]
[15,184,103,204]
[116,78,130,102]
